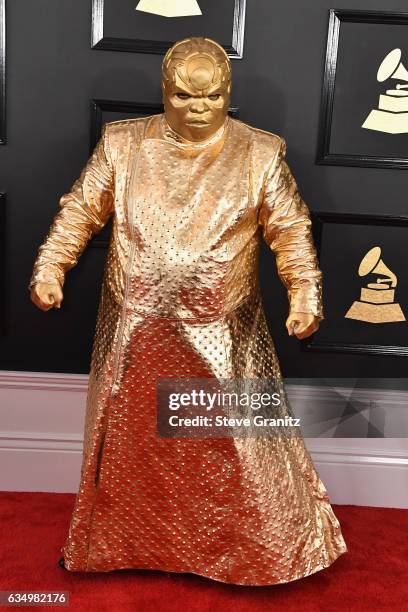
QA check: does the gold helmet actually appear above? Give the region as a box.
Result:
[162,37,231,95]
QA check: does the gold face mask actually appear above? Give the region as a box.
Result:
[162,37,232,142]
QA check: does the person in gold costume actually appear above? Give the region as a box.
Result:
[28,37,347,585]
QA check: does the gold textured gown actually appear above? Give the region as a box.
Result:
[28,114,347,585]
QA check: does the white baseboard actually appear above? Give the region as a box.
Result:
[0,371,407,508]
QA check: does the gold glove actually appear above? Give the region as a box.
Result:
[30,282,63,311]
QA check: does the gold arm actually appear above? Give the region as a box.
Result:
[259,137,324,321]
[28,124,114,291]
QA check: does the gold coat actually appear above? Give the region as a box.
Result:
[28,114,347,584]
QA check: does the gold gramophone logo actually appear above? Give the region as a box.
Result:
[362,48,408,134]
[345,246,406,323]
[135,0,202,17]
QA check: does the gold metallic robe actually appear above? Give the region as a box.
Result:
[28,114,347,584]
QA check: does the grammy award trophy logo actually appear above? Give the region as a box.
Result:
[362,48,408,134]
[345,246,406,323]
[135,0,202,17]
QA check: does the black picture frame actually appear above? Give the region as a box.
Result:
[0,0,6,145]
[88,99,239,247]
[0,193,5,331]
[301,211,408,357]
[317,9,408,169]
[91,0,246,59]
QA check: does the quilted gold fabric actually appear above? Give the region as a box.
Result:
[28,114,347,585]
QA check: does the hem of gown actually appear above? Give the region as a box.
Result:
[61,543,348,586]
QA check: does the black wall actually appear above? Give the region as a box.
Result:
[1,0,408,384]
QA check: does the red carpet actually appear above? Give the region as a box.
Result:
[0,492,406,611]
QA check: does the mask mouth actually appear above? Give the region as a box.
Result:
[185,114,212,125]
[187,119,211,126]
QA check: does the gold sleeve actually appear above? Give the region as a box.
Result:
[27,124,114,291]
[259,137,324,320]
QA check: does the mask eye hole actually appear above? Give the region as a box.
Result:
[208,94,221,101]
[175,93,191,100]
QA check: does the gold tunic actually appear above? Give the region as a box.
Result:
[28,114,347,584]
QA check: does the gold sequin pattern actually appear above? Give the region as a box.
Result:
[28,114,347,584]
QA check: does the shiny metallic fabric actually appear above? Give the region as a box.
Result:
[28,114,347,584]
